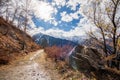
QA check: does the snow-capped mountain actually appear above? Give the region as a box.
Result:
[28,25,87,43]
[30,29,87,44]
[32,32,78,47]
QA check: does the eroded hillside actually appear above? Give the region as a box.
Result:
[0,17,40,64]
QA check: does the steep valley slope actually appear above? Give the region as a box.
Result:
[0,17,40,64]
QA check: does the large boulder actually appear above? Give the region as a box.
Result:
[68,45,120,80]
[69,45,104,72]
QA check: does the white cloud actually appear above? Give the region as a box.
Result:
[78,18,96,32]
[60,11,73,22]
[70,12,79,20]
[52,0,66,8]
[66,0,81,11]
[60,10,81,22]
[28,27,44,36]
[59,0,87,23]
[28,25,89,40]
[28,27,64,38]
[49,19,58,26]
[32,0,57,22]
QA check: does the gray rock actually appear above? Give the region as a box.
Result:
[69,45,104,72]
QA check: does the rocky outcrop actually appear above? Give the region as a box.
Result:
[69,45,104,72]
[68,45,120,80]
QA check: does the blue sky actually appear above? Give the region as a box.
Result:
[28,0,93,39]
[32,4,83,31]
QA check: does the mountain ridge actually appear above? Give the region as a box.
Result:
[32,32,78,48]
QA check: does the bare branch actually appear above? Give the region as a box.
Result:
[117,17,120,25]
[112,0,116,5]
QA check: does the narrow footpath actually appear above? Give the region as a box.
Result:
[0,49,59,80]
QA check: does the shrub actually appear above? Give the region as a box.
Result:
[45,45,73,61]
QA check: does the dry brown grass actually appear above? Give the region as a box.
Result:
[105,54,116,61]
[106,66,120,75]
[0,17,40,65]
[44,56,96,80]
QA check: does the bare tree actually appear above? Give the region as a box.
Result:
[21,0,32,33]
[0,0,32,32]
[0,0,10,21]
[84,0,120,58]
[10,0,20,24]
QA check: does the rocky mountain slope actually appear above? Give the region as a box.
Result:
[32,33,77,48]
[0,17,40,64]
